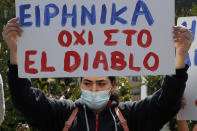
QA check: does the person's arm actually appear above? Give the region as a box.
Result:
[3,18,75,130]
[7,63,75,130]
[149,26,192,129]
[119,26,193,131]
[119,66,189,130]
[178,120,189,131]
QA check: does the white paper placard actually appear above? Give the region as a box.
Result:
[177,17,197,120]
[15,0,175,78]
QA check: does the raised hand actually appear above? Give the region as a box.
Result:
[173,26,193,69]
[2,17,23,64]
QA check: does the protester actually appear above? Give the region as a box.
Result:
[2,17,193,131]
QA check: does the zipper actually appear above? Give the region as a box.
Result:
[83,105,90,131]
[95,113,99,131]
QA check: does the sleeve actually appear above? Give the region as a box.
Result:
[119,66,188,131]
[7,62,75,130]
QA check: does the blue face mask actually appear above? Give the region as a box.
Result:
[80,88,111,110]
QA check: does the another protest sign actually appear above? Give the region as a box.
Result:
[177,17,197,120]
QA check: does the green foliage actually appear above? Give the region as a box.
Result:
[116,77,132,102]
[31,78,81,100]
[142,75,163,95]
[175,1,197,22]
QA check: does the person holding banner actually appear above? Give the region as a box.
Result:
[2,17,193,131]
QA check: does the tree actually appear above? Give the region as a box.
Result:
[116,77,132,102]
[142,75,163,96]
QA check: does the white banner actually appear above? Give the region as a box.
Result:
[15,0,175,78]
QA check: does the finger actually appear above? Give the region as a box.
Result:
[173,26,193,38]
[173,29,188,35]
[7,17,19,23]
[174,37,189,42]
[6,27,23,34]
[174,38,192,44]
[173,26,187,31]
[174,32,192,41]
[173,28,193,37]
[173,27,191,38]
[173,28,191,36]
[4,31,21,40]
[3,27,22,38]
[173,26,182,32]
[2,25,23,40]
[6,23,22,28]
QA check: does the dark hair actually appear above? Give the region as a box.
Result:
[108,76,116,84]
[80,76,116,83]
[110,91,119,103]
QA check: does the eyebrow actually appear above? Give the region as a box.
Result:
[83,79,92,82]
[82,79,107,83]
[96,80,107,83]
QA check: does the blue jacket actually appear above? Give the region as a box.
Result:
[7,63,188,131]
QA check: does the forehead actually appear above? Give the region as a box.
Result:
[82,76,110,82]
